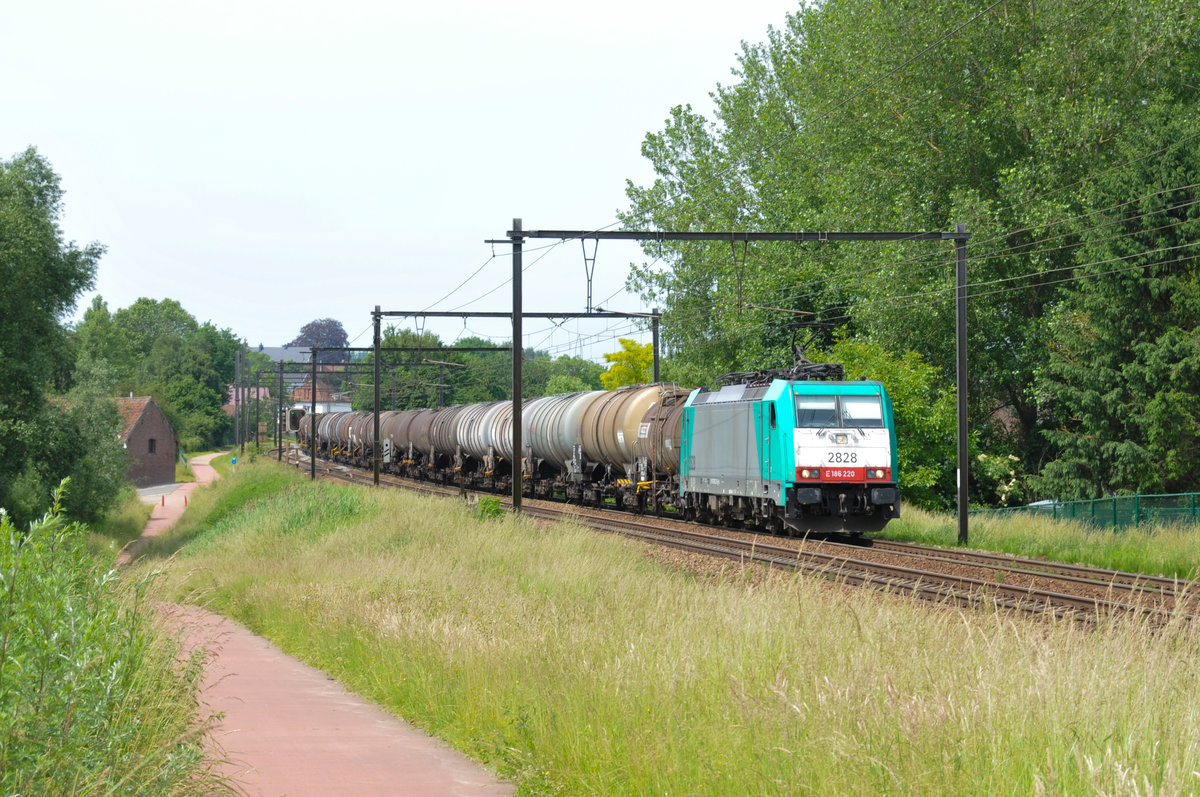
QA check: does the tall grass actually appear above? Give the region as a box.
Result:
[144,463,1200,796]
[87,484,152,561]
[0,485,224,795]
[885,504,1200,579]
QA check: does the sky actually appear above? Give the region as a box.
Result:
[3,0,800,361]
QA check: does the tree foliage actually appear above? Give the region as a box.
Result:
[599,339,654,389]
[1036,103,1200,498]
[287,318,349,363]
[623,0,1200,504]
[74,297,238,450]
[0,148,103,523]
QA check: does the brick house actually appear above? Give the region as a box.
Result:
[290,378,352,414]
[116,396,178,487]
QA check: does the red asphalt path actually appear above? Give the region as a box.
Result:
[123,453,515,797]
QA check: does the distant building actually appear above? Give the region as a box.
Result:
[255,345,312,364]
[253,346,317,392]
[290,378,353,414]
[116,396,178,487]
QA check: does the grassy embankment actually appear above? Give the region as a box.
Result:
[135,459,1200,796]
[0,486,226,795]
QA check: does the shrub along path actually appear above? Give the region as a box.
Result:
[124,453,514,797]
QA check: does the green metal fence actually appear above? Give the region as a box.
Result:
[982,493,1200,529]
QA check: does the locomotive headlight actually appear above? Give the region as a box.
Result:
[834,434,847,445]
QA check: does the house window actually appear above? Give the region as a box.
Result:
[148,438,157,455]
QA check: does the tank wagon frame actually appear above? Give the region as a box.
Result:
[297,379,900,536]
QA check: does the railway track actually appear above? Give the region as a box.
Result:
[290,451,1199,626]
[864,537,1189,598]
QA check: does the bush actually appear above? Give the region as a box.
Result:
[474,496,504,520]
[0,483,219,794]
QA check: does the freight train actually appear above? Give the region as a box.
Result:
[296,376,900,536]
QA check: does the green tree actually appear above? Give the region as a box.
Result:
[287,318,349,363]
[76,297,237,450]
[544,375,591,395]
[0,148,103,522]
[1036,104,1200,498]
[112,298,198,363]
[623,0,1200,506]
[55,355,127,521]
[600,339,654,388]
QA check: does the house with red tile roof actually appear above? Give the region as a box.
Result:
[289,378,352,413]
[116,396,178,486]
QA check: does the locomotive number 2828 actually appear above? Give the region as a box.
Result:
[827,451,858,464]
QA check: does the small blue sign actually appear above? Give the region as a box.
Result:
[232,458,237,465]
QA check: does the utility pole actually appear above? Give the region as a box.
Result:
[652,307,660,382]
[310,347,317,482]
[511,218,524,513]
[254,371,260,449]
[239,345,247,458]
[235,347,242,452]
[955,223,970,545]
[373,307,381,487]
[277,362,284,461]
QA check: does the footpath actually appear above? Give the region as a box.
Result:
[123,452,515,797]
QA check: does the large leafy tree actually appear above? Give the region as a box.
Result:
[75,297,238,450]
[1036,103,1200,497]
[287,318,349,363]
[0,148,104,521]
[46,356,127,522]
[623,0,1200,503]
[599,339,654,388]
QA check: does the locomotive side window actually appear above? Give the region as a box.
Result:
[796,396,838,427]
[841,395,884,428]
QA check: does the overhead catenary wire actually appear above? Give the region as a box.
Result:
[743,185,1200,317]
[613,0,1184,317]
[404,1,1184,368]
[396,2,1009,363]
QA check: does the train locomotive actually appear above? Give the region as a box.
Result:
[296,376,899,536]
[681,378,899,534]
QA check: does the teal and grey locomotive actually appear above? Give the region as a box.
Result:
[298,375,900,536]
[680,379,899,534]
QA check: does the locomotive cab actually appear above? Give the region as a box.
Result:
[680,379,899,536]
[787,385,900,534]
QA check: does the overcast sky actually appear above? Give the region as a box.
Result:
[3,0,799,360]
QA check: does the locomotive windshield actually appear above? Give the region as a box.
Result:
[795,394,884,428]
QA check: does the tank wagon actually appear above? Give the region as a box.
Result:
[297,378,899,535]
